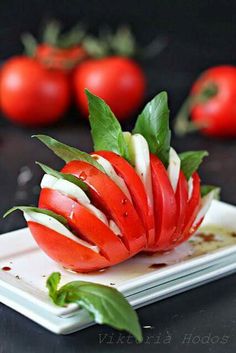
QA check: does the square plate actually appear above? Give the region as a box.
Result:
[1,200,236,334]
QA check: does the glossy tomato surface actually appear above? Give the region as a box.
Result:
[0,56,70,126]
[191,65,236,137]
[73,56,146,120]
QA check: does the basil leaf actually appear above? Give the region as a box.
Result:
[179,150,209,180]
[201,185,221,200]
[36,162,88,192]
[3,206,68,226]
[47,272,143,342]
[133,91,171,166]
[86,90,131,162]
[33,135,105,173]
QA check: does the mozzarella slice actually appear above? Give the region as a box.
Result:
[86,204,108,225]
[41,174,107,224]
[109,220,122,236]
[188,176,194,200]
[123,131,132,145]
[128,133,153,206]
[24,211,99,253]
[192,190,214,227]
[167,147,181,193]
[92,154,132,202]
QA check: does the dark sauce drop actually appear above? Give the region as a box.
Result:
[198,233,215,242]
[2,266,11,271]
[149,263,167,269]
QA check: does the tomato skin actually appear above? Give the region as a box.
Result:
[171,170,188,244]
[147,154,177,251]
[95,151,155,246]
[191,66,236,137]
[39,188,130,264]
[61,160,146,254]
[0,56,70,126]
[28,221,110,272]
[73,56,146,120]
[182,173,202,238]
[36,44,87,72]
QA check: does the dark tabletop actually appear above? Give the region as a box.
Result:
[0,1,236,351]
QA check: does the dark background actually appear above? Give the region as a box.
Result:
[0,1,236,353]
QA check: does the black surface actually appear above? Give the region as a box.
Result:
[0,1,236,352]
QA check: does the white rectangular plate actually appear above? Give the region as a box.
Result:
[1,200,236,334]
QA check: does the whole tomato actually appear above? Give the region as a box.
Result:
[0,56,70,126]
[73,56,146,120]
[190,66,236,137]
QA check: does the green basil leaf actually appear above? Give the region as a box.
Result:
[133,91,171,166]
[47,272,143,342]
[86,90,131,162]
[179,150,209,180]
[201,185,221,200]
[3,206,68,226]
[36,162,88,192]
[33,135,105,173]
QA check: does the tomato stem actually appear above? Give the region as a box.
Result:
[174,82,218,136]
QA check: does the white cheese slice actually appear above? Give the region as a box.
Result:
[41,174,107,223]
[188,176,194,200]
[24,211,99,253]
[192,191,214,227]
[92,154,132,202]
[128,133,153,206]
[109,220,122,236]
[167,147,181,193]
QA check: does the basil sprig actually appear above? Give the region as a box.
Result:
[3,206,68,226]
[33,135,105,173]
[179,150,208,180]
[36,162,88,192]
[201,185,221,199]
[86,90,131,162]
[47,272,143,342]
[133,91,171,167]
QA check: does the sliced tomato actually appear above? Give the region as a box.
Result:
[180,172,201,242]
[95,151,155,246]
[28,221,110,272]
[147,154,177,251]
[170,170,188,245]
[39,188,130,264]
[61,161,146,254]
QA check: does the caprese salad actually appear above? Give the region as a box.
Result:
[5,90,217,273]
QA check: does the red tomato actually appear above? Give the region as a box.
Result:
[28,222,110,272]
[181,172,201,241]
[61,160,146,254]
[36,44,87,72]
[148,154,177,251]
[0,56,70,126]
[73,56,146,120]
[39,188,130,265]
[95,150,155,246]
[191,66,236,137]
[171,170,188,243]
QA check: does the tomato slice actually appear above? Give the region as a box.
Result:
[39,188,130,264]
[95,151,155,247]
[61,161,146,254]
[170,170,188,246]
[180,172,201,242]
[28,221,110,272]
[147,154,177,251]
